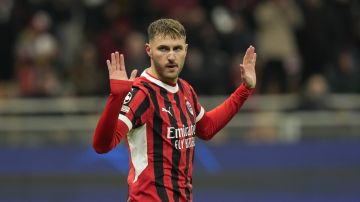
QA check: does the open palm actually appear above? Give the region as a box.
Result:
[107,52,137,81]
[240,46,257,89]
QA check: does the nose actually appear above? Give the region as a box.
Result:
[167,51,175,61]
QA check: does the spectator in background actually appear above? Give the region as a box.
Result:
[255,0,303,94]
[222,0,257,55]
[321,0,359,93]
[68,42,107,96]
[297,74,330,111]
[123,31,149,74]
[82,0,107,38]
[0,0,16,98]
[14,11,61,97]
[326,0,356,56]
[0,0,359,97]
[95,18,132,68]
[181,5,229,94]
[0,0,15,82]
[298,0,330,83]
[49,1,83,73]
[325,47,360,93]
[298,0,358,85]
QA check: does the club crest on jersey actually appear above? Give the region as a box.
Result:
[185,97,194,116]
[123,91,133,104]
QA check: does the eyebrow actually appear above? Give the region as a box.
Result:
[157,45,169,49]
[173,45,183,49]
[157,45,183,49]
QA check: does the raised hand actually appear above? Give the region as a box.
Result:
[240,46,257,89]
[107,52,137,81]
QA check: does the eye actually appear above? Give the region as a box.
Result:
[174,46,183,52]
[158,46,169,52]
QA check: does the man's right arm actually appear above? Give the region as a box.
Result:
[92,52,137,153]
[92,80,132,153]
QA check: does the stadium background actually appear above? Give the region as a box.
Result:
[0,0,359,201]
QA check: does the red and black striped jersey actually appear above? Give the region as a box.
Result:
[119,70,204,202]
[93,69,254,201]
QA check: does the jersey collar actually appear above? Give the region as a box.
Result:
[141,70,179,93]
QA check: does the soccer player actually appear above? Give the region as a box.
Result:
[93,18,256,202]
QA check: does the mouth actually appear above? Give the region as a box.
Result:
[166,64,178,68]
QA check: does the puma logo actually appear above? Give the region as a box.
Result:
[161,107,173,117]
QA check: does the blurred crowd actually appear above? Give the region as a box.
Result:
[0,0,359,97]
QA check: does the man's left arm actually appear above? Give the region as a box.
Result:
[196,46,256,140]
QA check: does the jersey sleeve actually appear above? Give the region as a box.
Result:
[93,79,133,153]
[195,83,254,140]
[118,87,150,131]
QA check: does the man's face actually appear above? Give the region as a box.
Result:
[146,35,188,83]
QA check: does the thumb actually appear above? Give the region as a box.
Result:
[129,69,138,81]
[239,64,245,77]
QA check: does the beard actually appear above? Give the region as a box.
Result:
[153,60,183,82]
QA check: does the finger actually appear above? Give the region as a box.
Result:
[106,60,111,70]
[119,54,125,71]
[239,65,245,80]
[243,46,252,64]
[252,53,257,66]
[111,52,116,67]
[239,64,245,73]
[129,69,138,81]
[115,52,120,70]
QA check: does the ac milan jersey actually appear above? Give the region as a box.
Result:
[118,70,204,202]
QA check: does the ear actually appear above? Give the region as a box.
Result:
[145,43,151,57]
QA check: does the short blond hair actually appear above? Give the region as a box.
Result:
[147,18,186,41]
